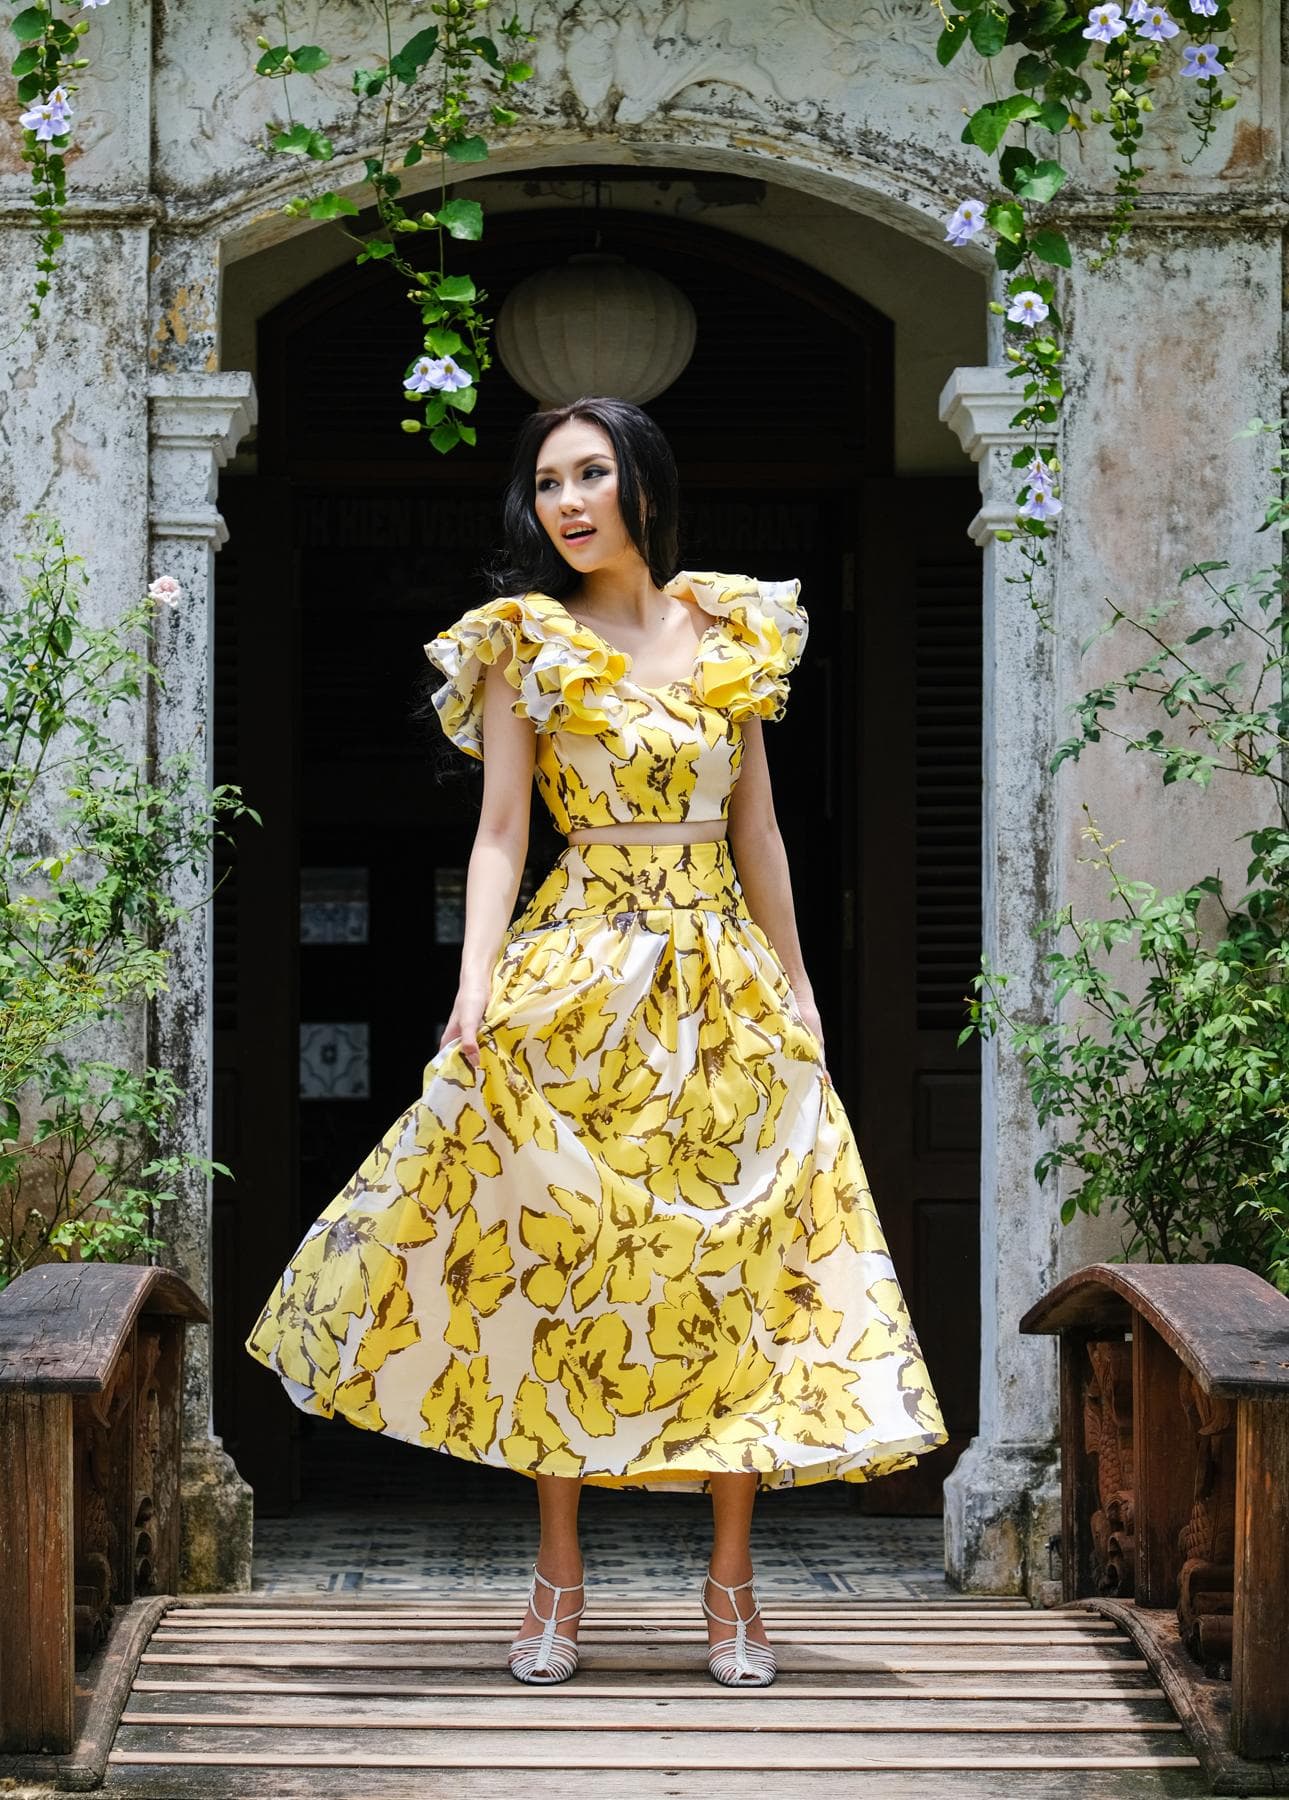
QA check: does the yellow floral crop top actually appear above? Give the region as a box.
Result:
[423,570,808,836]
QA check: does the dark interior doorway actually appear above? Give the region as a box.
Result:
[212,195,981,1518]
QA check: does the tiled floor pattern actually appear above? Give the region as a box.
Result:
[251,1419,953,1600]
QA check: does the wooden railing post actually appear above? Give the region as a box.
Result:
[1132,1316,1196,1609]
[1232,1396,1289,1759]
[1058,1329,1097,1602]
[0,1264,208,1759]
[1021,1261,1289,1785]
[0,1391,74,1752]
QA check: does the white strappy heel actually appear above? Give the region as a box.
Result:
[701,1571,777,1686]
[508,1564,586,1684]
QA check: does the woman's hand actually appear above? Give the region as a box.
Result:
[792,989,828,1075]
[440,978,490,1070]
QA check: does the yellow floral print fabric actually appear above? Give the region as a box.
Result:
[244,573,948,1491]
[419,572,809,834]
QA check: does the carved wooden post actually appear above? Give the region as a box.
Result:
[0,1265,207,1754]
[0,1391,74,1752]
[1023,1261,1289,1780]
[1232,1398,1289,1758]
[1132,1317,1196,1608]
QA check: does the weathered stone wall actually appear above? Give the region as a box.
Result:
[0,0,1284,1595]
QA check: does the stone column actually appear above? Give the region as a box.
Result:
[937,365,1062,1595]
[147,372,259,1592]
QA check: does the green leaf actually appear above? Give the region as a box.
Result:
[445,134,489,164]
[966,94,1042,155]
[427,327,464,355]
[430,419,461,453]
[457,423,477,446]
[468,33,502,70]
[356,236,394,262]
[403,141,423,167]
[445,382,477,413]
[255,45,290,75]
[306,191,359,220]
[986,200,1025,245]
[490,103,518,126]
[936,16,969,65]
[17,69,42,102]
[1014,159,1066,203]
[994,237,1025,272]
[1036,98,1072,133]
[999,145,1035,192]
[1031,226,1072,267]
[968,8,1007,56]
[270,123,315,155]
[437,273,477,302]
[291,44,330,73]
[1013,52,1049,90]
[353,66,389,98]
[11,8,49,44]
[390,25,439,83]
[435,196,483,240]
[11,44,42,75]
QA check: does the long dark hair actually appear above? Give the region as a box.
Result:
[412,397,681,777]
[483,395,680,598]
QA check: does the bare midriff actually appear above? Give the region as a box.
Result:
[565,819,728,846]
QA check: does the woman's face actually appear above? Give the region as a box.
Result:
[533,418,643,578]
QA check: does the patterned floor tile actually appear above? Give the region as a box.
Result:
[250,1420,952,1598]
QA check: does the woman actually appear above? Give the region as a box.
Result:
[245,395,948,1690]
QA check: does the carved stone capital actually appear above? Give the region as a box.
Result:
[147,373,257,548]
[938,365,1032,547]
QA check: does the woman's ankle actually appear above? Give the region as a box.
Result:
[535,1546,584,1585]
[707,1553,754,1586]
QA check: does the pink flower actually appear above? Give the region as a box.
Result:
[148,575,183,608]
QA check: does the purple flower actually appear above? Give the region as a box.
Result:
[1020,486,1063,522]
[1083,4,1127,41]
[19,99,69,141]
[1181,41,1221,74]
[80,0,111,8]
[944,199,988,247]
[1135,5,1180,39]
[1188,0,1218,12]
[1126,0,1151,16]
[404,354,473,395]
[1006,289,1050,327]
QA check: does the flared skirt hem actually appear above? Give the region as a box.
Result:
[266,1360,949,1495]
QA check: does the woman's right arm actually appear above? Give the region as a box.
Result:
[438,644,536,1070]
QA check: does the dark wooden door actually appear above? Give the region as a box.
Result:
[211,205,981,1514]
[852,476,983,1513]
[211,475,303,1514]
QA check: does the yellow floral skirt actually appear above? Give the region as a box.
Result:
[244,839,948,1490]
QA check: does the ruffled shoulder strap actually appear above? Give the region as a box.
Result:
[664,571,809,721]
[423,592,630,759]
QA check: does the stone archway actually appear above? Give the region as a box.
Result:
[148,128,1056,1596]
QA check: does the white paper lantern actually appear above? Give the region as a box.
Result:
[496,253,697,406]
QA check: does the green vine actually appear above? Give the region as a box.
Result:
[935,1,1239,625]
[7,1,109,332]
[257,1,536,454]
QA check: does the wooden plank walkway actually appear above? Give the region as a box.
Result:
[98,1592,1209,1798]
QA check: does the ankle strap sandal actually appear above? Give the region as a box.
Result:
[508,1564,585,1684]
[700,1571,777,1686]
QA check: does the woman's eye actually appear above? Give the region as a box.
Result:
[538,467,607,492]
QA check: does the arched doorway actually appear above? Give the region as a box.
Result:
[212,194,982,1516]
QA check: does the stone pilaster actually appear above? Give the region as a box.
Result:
[147,372,258,1592]
[937,365,1062,1596]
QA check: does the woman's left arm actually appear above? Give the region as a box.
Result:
[726,714,827,1067]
